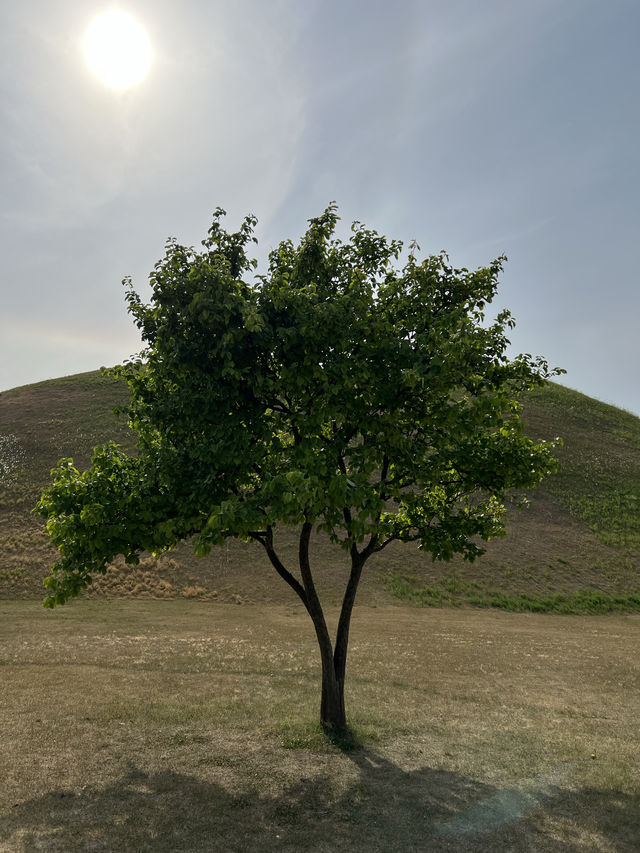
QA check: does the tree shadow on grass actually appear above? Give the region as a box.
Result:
[1,753,637,852]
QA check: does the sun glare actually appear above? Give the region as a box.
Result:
[84,10,151,89]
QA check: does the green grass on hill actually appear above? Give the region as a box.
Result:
[524,382,640,549]
[387,573,640,614]
[0,371,638,607]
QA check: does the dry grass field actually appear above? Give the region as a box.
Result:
[1,600,638,852]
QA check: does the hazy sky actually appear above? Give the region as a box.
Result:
[1,0,638,414]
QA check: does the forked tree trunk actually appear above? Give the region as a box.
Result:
[312,546,366,732]
[303,584,348,732]
[257,521,370,733]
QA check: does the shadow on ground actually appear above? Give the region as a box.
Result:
[1,751,637,852]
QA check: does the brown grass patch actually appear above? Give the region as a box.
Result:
[0,600,638,851]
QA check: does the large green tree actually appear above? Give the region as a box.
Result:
[36,205,560,731]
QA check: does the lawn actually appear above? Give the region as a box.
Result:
[0,600,638,852]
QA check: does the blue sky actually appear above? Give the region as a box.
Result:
[1,0,638,414]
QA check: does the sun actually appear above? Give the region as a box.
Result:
[84,10,151,89]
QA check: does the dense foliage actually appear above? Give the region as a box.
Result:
[36,205,561,728]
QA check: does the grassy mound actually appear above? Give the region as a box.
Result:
[0,371,638,607]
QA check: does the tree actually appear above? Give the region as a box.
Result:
[36,204,561,732]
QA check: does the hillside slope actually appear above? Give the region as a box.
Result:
[1,371,638,607]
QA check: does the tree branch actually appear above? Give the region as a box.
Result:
[298,521,325,618]
[333,546,369,686]
[297,521,338,689]
[374,532,421,553]
[250,527,308,608]
[359,533,380,562]
[379,454,390,486]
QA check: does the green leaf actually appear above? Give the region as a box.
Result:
[36,203,561,608]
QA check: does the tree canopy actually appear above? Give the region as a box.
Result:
[36,204,561,730]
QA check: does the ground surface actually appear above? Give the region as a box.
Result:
[1,600,638,852]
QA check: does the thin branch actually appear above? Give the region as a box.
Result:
[336,454,355,537]
[374,532,421,553]
[249,527,308,607]
[379,454,390,486]
[394,478,417,490]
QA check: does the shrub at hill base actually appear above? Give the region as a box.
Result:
[35,205,561,732]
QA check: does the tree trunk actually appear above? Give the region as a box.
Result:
[258,522,373,734]
[296,521,348,731]
[317,552,368,732]
[320,646,346,732]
